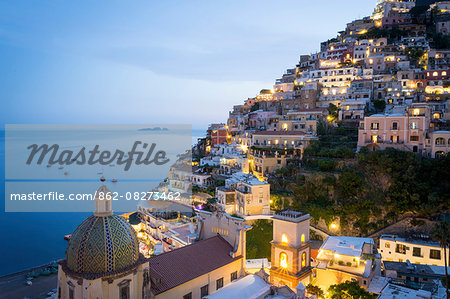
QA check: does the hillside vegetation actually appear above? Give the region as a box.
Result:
[269,126,450,236]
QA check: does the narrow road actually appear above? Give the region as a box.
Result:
[0,271,57,299]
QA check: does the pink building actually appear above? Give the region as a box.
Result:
[357,106,430,154]
[247,111,277,130]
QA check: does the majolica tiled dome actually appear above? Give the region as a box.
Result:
[66,214,139,274]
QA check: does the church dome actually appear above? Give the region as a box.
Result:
[66,186,139,274]
[66,214,139,274]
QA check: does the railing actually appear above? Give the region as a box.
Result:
[365,140,405,144]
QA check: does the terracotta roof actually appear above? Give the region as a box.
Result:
[253,130,307,136]
[149,235,241,295]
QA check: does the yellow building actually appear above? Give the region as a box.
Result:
[314,236,376,291]
[250,151,290,180]
[270,210,312,291]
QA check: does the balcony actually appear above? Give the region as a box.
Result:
[365,140,405,145]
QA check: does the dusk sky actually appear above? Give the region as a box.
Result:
[0,0,375,131]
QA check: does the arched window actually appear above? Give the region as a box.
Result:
[301,252,306,268]
[281,234,288,244]
[436,137,446,145]
[435,151,445,159]
[301,234,305,244]
[280,252,288,269]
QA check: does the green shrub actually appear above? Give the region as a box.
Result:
[318,159,336,171]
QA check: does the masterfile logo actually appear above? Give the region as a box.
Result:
[5,124,192,212]
[26,141,170,171]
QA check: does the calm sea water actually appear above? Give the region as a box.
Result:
[0,128,205,276]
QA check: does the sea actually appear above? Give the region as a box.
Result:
[0,128,205,276]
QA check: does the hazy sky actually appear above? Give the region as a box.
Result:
[0,0,375,131]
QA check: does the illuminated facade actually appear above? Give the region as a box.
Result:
[314,236,377,290]
[357,106,431,154]
[373,0,416,21]
[216,172,270,216]
[270,210,312,291]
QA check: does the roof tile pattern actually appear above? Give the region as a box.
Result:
[150,235,241,295]
[66,214,139,274]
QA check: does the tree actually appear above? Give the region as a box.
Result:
[246,220,273,260]
[306,284,324,298]
[328,103,339,121]
[373,99,386,112]
[432,220,449,298]
[328,281,376,299]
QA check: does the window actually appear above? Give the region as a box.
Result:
[216,278,224,290]
[69,288,74,299]
[183,293,192,299]
[385,242,390,248]
[120,285,130,299]
[436,137,446,145]
[280,252,288,269]
[396,244,406,254]
[430,249,441,260]
[413,247,421,257]
[410,136,419,142]
[302,252,306,268]
[200,285,209,297]
[118,280,131,299]
[231,271,238,282]
[392,122,398,130]
[371,122,379,130]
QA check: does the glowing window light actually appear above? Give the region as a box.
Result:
[301,234,305,243]
[280,253,288,269]
[302,252,306,267]
[281,234,288,244]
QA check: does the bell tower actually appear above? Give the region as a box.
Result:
[94,185,113,216]
[270,210,312,290]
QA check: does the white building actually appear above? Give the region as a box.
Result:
[216,172,270,216]
[378,283,431,299]
[379,235,450,267]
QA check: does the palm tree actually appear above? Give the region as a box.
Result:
[432,220,449,297]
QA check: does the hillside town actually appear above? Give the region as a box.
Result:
[44,0,450,298]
